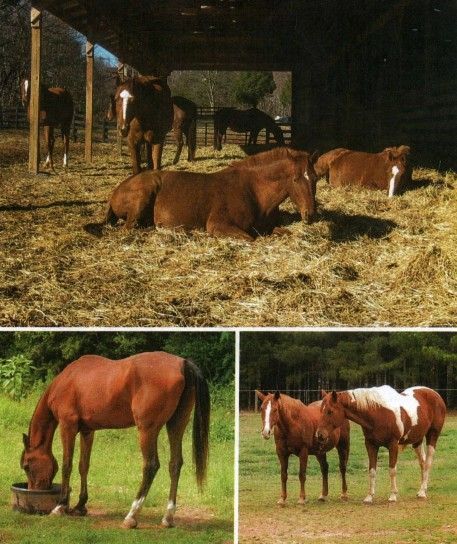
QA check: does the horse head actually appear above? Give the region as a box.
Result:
[255,390,281,439]
[287,149,319,224]
[383,145,411,195]
[316,390,346,446]
[20,433,58,490]
[20,79,30,108]
[115,79,136,137]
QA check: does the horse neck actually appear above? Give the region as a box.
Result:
[340,391,374,430]
[28,389,57,453]
[277,395,306,432]
[248,161,292,213]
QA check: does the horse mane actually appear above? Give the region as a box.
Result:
[231,147,291,167]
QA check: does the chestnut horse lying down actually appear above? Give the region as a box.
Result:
[105,147,318,240]
[315,146,411,196]
[21,352,210,529]
[256,391,350,504]
[317,386,446,503]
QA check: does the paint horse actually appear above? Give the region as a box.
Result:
[20,352,210,529]
[213,107,285,151]
[317,386,446,504]
[172,96,198,164]
[315,146,411,197]
[105,147,318,239]
[108,76,173,173]
[20,79,73,170]
[256,391,350,504]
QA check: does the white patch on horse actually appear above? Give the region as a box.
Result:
[125,495,145,520]
[388,165,400,197]
[349,385,420,438]
[63,153,68,167]
[304,171,310,181]
[24,79,29,96]
[50,504,64,514]
[263,401,271,438]
[44,154,51,166]
[119,89,132,123]
[166,500,176,513]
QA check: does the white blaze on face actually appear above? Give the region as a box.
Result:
[304,171,310,182]
[24,79,29,97]
[388,165,400,197]
[119,89,132,124]
[262,401,272,438]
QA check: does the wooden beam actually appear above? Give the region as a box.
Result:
[28,7,42,174]
[85,40,94,163]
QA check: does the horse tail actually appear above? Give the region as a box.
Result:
[184,359,210,490]
[187,116,197,161]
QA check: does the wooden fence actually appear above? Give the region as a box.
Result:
[0,105,292,147]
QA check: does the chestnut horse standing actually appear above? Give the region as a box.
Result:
[256,391,350,504]
[20,352,210,529]
[105,148,318,239]
[172,96,197,164]
[108,76,173,173]
[317,386,446,503]
[213,107,285,150]
[20,79,73,170]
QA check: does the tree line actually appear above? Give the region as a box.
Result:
[240,332,457,408]
[0,331,234,399]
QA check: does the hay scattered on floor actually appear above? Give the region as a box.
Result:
[0,130,456,326]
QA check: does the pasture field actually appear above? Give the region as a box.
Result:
[239,410,457,544]
[0,387,234,544]
[0,130,456,327]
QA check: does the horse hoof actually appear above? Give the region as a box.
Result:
[388,495,397,503]
[277,498,286,507]
[417,491,427,500]
[122,517,137,529]
[340,494,349,501]
[49,505,65,516]
[363,496,374,504]
[317,495,327,502]
[161,516,175,528]
[69,507,87,516]
[297,498,306,505]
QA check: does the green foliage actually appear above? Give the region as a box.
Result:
[233,71,276,107]
[0,355,39,400]
[279,74,291,109]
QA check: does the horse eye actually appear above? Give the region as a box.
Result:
[23,464,29,472]
[326,410,332,416]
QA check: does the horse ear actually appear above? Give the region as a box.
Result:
[310,150,319,164]
[320,389,327,399]
[22,433,30,450]
[398,145,411,156]
[274,390,280,400]
[331,390,338,403]
[255,390,266,401]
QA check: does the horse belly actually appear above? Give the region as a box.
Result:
[154,188,209,230]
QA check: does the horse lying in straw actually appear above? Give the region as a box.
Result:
[21,352,210,529]
[105,147,318,241]
[256,391,350,504]
[317,386,446,503]
[20,79,74,171]
[315,146,411,196]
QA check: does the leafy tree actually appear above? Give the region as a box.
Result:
[233,71,276,108]
[280,74,291,110]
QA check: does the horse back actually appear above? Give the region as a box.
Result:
[329,150,391,189]
[37,86,73,127]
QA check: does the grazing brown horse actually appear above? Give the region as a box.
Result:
[317,386,446,504]
[213,107,284,150]
[256,391,350,504]
[105,148,318,239]
[172,96,197,164]
[316,146,411,196]
[108,76,173,173]
[20,352,210,529]
[20,79,73,170]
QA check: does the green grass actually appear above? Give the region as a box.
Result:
[0,389,234,543]
[239,411,457,544]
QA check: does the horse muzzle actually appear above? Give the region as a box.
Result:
[120,125,129,137]
[302,211,316,225]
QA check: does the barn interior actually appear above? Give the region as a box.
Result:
[30,0,457,168]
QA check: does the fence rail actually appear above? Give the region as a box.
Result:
[0,105,291,147]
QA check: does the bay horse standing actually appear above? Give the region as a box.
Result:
[213,107,284,150]
[317,386,446,503]
[20,79,73,170]
[20,352,210,529]
[105,148,318,238]
[109,76,173,173]
[256,391,350,504]
[172,96,197,164]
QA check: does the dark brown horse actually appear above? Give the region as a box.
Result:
[172,96,197,164]
[316,146,411,196]
[20,79,73,170]
[108,76,173,173]
[256,391,350,504]
[20,352,210,529]
[105,148,318,239]
[317,386,446,503]
[213,107,284,150]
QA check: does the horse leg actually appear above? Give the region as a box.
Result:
[162,390,194,528]
[363,440,379,504]
[207,219,254,242]
[276,451,289,506]
[414,441,426,497]
[44,126,55,170]
[316,453,328,502]
[62,126,70,169]
[152,142,164,170]
[297,449,310,504]
[173,129,183,165]
[417,430,439,499]
[337,436,349,500]
[71,430,94,515]
[51,421,78,515]
[128,134,142,174]
[387,441,399,502]
[122,427,160,529]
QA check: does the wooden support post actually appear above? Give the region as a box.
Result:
[29,7,42,174]
[85,41,94,163]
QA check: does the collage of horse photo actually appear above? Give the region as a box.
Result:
[0,1,456,544]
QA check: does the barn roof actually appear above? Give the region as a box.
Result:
[32,0,410,72]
